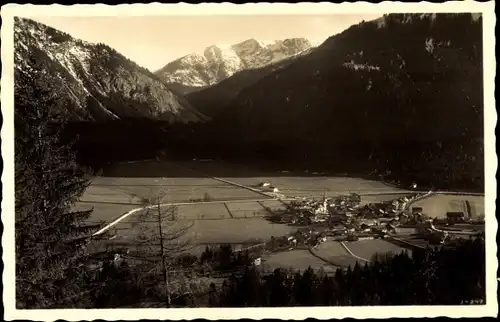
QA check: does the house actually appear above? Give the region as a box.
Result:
[446,212,465,222]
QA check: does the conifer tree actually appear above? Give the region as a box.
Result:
[15,55,102,308]
[132,186,194,307]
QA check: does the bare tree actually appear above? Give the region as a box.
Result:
[131,186,196,307]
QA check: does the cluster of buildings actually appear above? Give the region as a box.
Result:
[265,190,470,248]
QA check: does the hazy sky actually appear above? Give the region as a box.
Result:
[31,14,381,72]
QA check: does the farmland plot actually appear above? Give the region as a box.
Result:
[313,239,360,268]
[188,218,295,244]
[359,193,414,206]
[411,194,485,219]
[89,177,264,203]
[262,249,339,273]
[72,202,137,225]
[112,212,295,245]
[344,239,410,261]
[176,203,231,220]
[259,200,288,213]
[79,185,143,204]
[220,176,413,199]
[225,201,267,218]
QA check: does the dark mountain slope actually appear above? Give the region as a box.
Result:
[189,13,484,190]
[186,47,315,118]
[222,14,482,142]
[14,17,207,123]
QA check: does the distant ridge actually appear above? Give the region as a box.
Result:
[14,17,208,123]
[155,38,314,94]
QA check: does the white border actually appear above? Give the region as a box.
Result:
[1,2,497,320]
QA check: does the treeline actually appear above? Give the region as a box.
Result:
[211,238,485,307]
[61,117,484,192]
[95,237,486,308]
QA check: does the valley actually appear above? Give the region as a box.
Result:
[74,159,484,275]
[11,9,489,309]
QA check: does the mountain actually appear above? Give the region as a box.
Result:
[186,47,315,118]
[187,13,484,190]
[14,17,207,123]
[155,38,313,94]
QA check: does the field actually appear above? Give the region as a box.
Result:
[176,203,232,220]
[79,160,421,262]
[88,176,265,203]
[224,201,267,218]
[343,239,410,261]
[261,249,339,273]
[312,239,360,268]
[410,194,485,219]
[73,202,138,224]
[359,193,415,205]
[218,176,414,199]
[102,200,295,245]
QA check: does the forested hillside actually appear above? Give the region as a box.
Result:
[14,17,206,123]
[180,13,484,191]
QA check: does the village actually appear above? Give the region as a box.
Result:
[253,181,485,264]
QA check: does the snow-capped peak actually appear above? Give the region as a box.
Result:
[155,37,314,93]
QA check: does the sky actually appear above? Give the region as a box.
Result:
[31,14,382,72]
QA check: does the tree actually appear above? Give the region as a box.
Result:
[14,55,102,308]
[93,260,143,308]
[208,282,218,307]
[265,268,292,306]
[132,186,195,307]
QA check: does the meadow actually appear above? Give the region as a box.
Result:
[410,194,485,219]
[261,249,339,273]
[78,160,422,261]
[359,193,415,205]
[343,239,410,261]
[89,176,265,203]
[220,176,414,199]
[312,239,360,268]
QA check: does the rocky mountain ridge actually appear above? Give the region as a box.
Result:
[186,46,315,118]
[155,38,313,94]
[14,17,207,123]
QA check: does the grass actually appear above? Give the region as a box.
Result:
[259,200,288,212]
[72,202,138,224]
[262,249,339,273]
[359,193,415,205]
[186,218,296,244]
[79,185,144,204]
[343,239,410,261]
[224,201,269,218]
[89,176,265,204]
[410,194,485,219]
[111,206,296,245]
[80,161,429,264]
[219,176,413,199]
[313,239,360,268]
[176,203,231,220]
